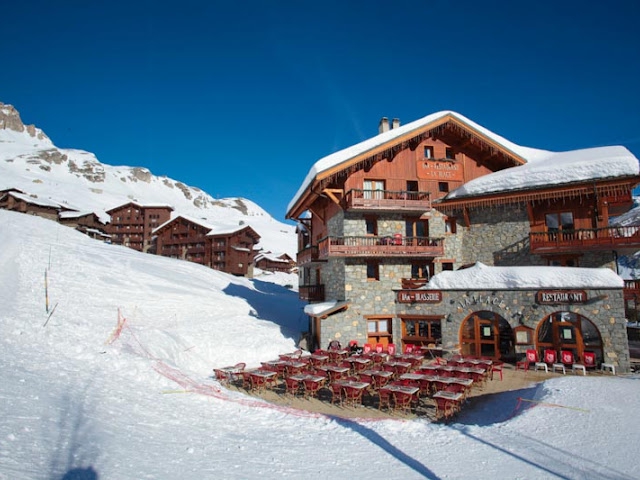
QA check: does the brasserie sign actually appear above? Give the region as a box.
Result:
[537,290,587,304]
[417,160,464,182]
[397,290,442,304]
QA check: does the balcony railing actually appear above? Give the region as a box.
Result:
[318,235,444,258]
[530,225,640,253]
[297,245,320,265]
[299,284,325,302]
[344,189,431,212]
[624,280,640,301]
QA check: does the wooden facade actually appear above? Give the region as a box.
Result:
[154,215,261,277]
[254,252,296,273]
[0,191,73,220]
[287,113,640,367]
[106,202,173,253]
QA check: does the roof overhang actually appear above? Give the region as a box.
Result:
[303,300,351,318]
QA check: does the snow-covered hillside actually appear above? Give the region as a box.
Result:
[0,102,296,257]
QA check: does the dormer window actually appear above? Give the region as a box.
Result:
[424,146,434,159]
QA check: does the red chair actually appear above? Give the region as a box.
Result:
[561,350,586,375]
[404,343,416,354]
[491,360,504,381]
[583,351,597,371]
[387,344,397,356]
[302,378,324,399]
[544,349,557,365]
[343,385,364,408]
[378,388,392,410]
[363,343,372,354]
[284,377,301,397]
[329,382,344,406]
[392,391,413,415]
[376,343,384,354]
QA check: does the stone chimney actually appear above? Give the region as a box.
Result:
[378,117,389,134]
[392,118,400,129]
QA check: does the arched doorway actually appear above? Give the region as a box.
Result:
[460,311,514,360]
[536,312,604,364]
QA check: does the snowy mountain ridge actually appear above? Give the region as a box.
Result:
[0,102,296,257]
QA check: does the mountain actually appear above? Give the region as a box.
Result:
[0,102,297,258]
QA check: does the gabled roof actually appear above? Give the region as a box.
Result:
[1,191,70,209]
[153,215,261,241]
[286,111,532,218]
[106,201,174,214]
[153,214,214,235]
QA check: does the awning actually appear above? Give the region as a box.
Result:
[304,300,351,318]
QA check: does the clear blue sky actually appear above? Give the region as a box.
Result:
[3,0,639,221]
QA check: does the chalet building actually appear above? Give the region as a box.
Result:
[254,252,296,273]
[0,190,74,220]
[154,215,261,277]
[106,202,173,253]
[58,210,105,231]
[286,112,640,372]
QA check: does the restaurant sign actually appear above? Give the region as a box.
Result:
[417,160,464,181]
[536,290,588,304]
[397,290,442,304]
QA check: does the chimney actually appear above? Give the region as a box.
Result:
[378,117,389,134]
[392,118,400,129]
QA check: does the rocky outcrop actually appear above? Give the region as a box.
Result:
[0,102,51,142]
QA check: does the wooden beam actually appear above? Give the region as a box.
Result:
[323,188,343,206]
[308,206,325,223]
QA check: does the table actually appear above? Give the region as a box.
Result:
[248,369,278,392]
[214,365,244,383]
[433,390,464,419]
[319,364,350,381]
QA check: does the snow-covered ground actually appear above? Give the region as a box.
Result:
[1,209,639,480]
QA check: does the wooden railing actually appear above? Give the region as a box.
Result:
[297,245,320,265]
[299,284,325,302]
[624,280,640,301]
[344,189,431,211]
[530,225,640,253]
[317,235,444,258]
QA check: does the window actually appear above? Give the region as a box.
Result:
[406,218,429,245]
[546,255,580,267]
[438,182,449,193]
[411,262,433,279]
[365,216,378,235]
[366,261,379,280]
[441,262,454,271]
[445,147,455,159]
[424,146,434,159]
[545,212,574,233]
[444,217,457,234]
[402,317,442,346]
[364,179,385,200]
[406,180,418,192]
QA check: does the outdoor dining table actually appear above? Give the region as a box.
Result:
[248,369,278,392]
[214,365,244,383]
[433,389,464,419]
[318,364,350,381]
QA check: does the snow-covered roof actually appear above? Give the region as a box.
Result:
[303,300,351,317]
[106,201,174,213]
[5,191,63,208]
[445,145,639,200]
[255,252,291,263]
[287,110,640,214]
[59,210,96,219]
[426,262,624,289]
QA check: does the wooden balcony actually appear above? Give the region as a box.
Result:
[344,189,432,212]
[624,280,640,301]
[297,246,321,265]
[299,284,325,302]
[530,225,640,254]
[318,236,444,258]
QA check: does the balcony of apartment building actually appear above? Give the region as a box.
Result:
[317,235,444,258]
[344,189,431,213]
[297,245,321,266]
[530,225,640,254]
[299,284,325,302]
